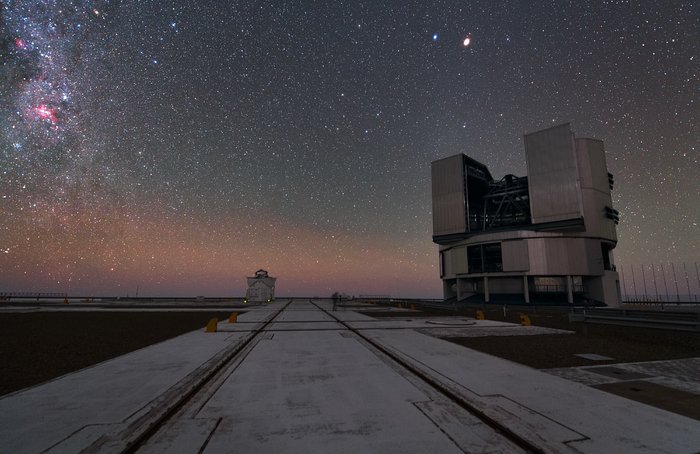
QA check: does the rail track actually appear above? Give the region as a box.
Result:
[84,299,547,453]
[82,300,293,453]
[309,300,545,453]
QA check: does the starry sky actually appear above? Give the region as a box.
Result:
[1,1,698,298]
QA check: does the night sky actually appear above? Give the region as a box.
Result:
[1,1,698,297]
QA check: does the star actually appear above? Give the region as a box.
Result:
[463,34,472,47]
[0,0,695,298]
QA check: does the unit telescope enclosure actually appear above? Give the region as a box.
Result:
[432,156,531,240]
[431,124,620,306]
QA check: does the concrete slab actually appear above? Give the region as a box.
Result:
[593,380,700,421]
[345,317,573,339]
[325,310,377,322]
[545,356,700,418]
[2,300,699,453]
[273,310,336,322]
[0,330,248,453]
[142,328,521,453]
[418,324,572,338]
[367,328,700,452]
[191,331,468,453]
[265,321,344,331]
[574,353,615,361]
[216,321,265,332]
[584,365,653,380]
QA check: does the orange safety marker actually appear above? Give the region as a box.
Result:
[520,314,531,326]
[476,310,485,320]
[205,318,218,332]
[228,312,238,323]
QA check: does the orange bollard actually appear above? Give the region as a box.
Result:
[228,312,238,323]
[205,318,218,332]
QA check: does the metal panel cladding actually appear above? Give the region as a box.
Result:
[524,123,583,224]
[431,155,467,236]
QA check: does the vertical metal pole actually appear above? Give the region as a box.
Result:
[641,264,648,300]
[631,264,637,301]
[484,276,489,303]
[671,263,680,303]
[661,263,669,303]
[651,264,659,302]
[523,275,530,304]
[620,267,627,302]
[695,262,700,303]
[683,263,691,303]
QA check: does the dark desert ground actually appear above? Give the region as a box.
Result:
[2,305,699,398]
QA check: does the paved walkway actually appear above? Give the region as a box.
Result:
[1,300,699,453]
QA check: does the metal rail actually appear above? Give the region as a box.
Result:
[311,300,546,453]
[569,308,700,331]
[87,299,550,452]
[82,299,294,453]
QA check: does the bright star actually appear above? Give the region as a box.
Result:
[432,33,438,41]
[463,34,472,47]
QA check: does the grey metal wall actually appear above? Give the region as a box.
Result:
[450,245,468,274]
[502,240,530,271]
[525,123,583,224]
[431,155,466,236]
[576,138,617,242]
[527,237,603,276]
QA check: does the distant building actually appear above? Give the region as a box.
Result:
[246,269,276,302]
[431,123,621,306]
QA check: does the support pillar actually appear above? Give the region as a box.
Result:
[566,275,573,304]
[484,277,490,303]
[523,275,530,303]
[456,278,462,301]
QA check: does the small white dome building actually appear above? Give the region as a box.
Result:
[246,269,276,302]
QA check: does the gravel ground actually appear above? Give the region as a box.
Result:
[0,311,234,397]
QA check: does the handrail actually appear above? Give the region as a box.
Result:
[570,308,700,332]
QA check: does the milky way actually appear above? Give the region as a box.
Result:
[1,1,698,297]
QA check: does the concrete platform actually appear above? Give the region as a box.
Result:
[1,300,699,453]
